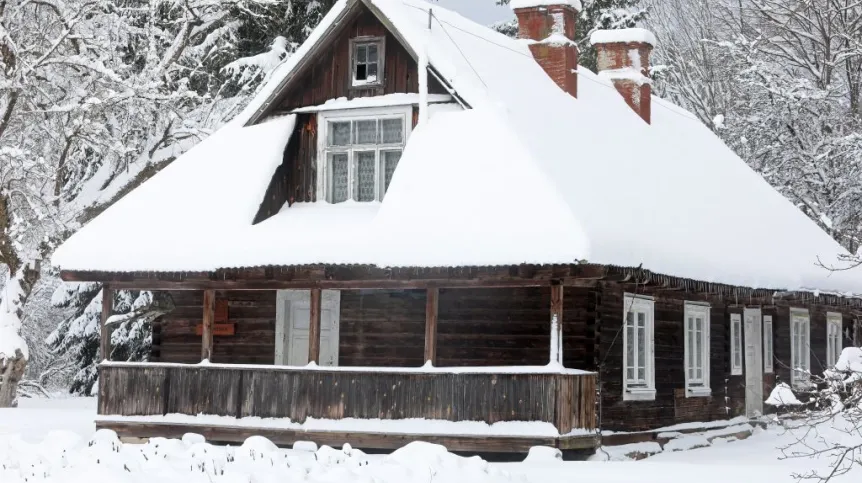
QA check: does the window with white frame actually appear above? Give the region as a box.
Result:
[826,312,842,367]
[684,302,711,396]
[763,315,774,373]
[730,313,742,375]
[351,37,384,87]
[319,108,408,203]
[790,308,811,387]
[623,294,655,401]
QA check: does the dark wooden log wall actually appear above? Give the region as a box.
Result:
[151,291,275,364]
[597,282,860,431]
[276,6,447,111]
[98,364,597,432]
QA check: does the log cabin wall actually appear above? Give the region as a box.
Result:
[339,289,427,367]
[597,282,861,431]
[151,291,276,364]
[598,283,738,431]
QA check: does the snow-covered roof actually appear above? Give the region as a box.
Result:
[52,0,862,295]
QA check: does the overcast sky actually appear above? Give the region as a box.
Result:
[430,0,514,25]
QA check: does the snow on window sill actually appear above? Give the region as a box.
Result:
[686,386,712,398]
[623,387,656,401]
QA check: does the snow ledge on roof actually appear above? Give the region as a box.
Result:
[291,93,453,113]
[509,0,582,10]
[598,67,652,85]
[590,28,657,47]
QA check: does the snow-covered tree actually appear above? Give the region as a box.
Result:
[42,0,337,395]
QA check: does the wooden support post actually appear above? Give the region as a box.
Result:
[308,288,322,364]
[100,285,113,361]
[550,282,564,366]
[424,287,439,364]
[201,289,215,361]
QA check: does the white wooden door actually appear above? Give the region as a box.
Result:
[743,307,763,417]
[275,290,340,366]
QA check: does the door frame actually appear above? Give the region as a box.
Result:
[743,307,764,417]
[275,290,341,365]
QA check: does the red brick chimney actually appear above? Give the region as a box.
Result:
[511,1,580,98]
[591,28,656,124]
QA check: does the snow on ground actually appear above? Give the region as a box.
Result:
[1,397,861,482]
[0,397,95,443]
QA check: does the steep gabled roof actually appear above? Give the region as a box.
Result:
[53,0,861,295]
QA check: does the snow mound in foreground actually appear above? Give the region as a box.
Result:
[0,430,521,483]
[765,383,803,406]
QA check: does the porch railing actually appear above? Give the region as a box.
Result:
[98,363,597,434]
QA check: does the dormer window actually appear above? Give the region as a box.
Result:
[351,37,384,87]
[319,107,410,204]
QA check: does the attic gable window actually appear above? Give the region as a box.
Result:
[319,107,409,203]
[351,37,384,87]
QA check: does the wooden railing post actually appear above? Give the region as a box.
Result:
[100,285,113,361]
[550,282,564,365]
[201,290,215,361]
[424,287,439,364]
[308,288,322,364]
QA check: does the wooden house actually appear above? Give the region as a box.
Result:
[53,0,862,454]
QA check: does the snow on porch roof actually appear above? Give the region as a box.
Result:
[53,0,862,295]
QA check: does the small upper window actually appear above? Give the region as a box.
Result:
[730,313,742,375]
[352,38,384,87]
[791,308,811,388]
[826,312,842,367]
[623,294,655,401]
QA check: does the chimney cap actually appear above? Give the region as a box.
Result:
[510,0,582,11]
[590,28,657,47]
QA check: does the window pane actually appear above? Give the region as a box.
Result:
[696,326,702,371]
[354,120,377,144]
[368,44,378,62]
[355,151,376,202]
[626,315,635,381]
[381,118,403,144]
[330,153,349,203]
[627,367,634,381]
[383,150,401,193]
[329,121,351,146]
[356,45,367,63]
[637,368,645,382]
[356,64,367,81]
[367,62,378,79]
[637,322,646,378]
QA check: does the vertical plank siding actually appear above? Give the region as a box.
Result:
[99,364,597,432]
[275,7,447,111]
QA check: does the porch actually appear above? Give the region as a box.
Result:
[96,362,597,452]
[90,268,602,453]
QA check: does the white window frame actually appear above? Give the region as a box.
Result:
[684,302,711,397]
[790,308,811,388]
[730,313,743,375]
[317,106,411,203]
[349,36,385,87]
[826,312,842,367]
[763,315,774,374]
[622,294,656,401]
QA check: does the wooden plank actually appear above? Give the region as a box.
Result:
[195,323,236,336]
[550,283,564,365]
[308,288,322,364]
[96,420,597,453]
[424,287,439,364]
[201,290,215,361]
[100,286,113,361]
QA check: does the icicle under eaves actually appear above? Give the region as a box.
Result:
[418,9,431,126]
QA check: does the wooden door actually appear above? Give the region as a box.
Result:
[743,307,764,417]
[275,290,340,366]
